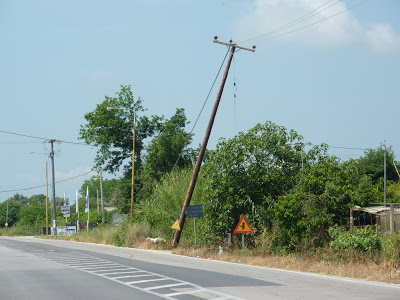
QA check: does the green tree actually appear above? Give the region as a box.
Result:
[0,200,21,227]
[144,108,194,179]
[201,121,307,240]
[386,181,400,203]
[356,145,399,183]
[7,193,28,205]
[18,199,46,226]
[272,158,375,251]
[79,85,163,173]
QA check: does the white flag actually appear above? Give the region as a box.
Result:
[85,186,89,213]
[64,192,66,206]
[76,189,79,213]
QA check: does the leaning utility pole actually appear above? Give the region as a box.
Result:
[173,38,255,247]
[49,139,57,236]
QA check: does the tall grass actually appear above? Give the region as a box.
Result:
[135,166,207,246]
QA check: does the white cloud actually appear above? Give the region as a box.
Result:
[366,23,400,53]
[234,0,400,53]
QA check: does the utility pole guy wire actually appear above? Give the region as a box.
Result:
[173,39,255,247]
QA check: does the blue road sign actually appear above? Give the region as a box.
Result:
[185,205,204,218]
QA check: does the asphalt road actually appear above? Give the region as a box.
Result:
[0,236,399,300]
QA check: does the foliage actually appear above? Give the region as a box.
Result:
[356,146,399,183]
[386,181,400,203]
[136,166,206,244]
[79,85,162,173]
[0,200,21,227]
[382,232,400,262]
[329,226,381,255]
[200,121,307,241]
[272,159,375,251]
[18,202,46,226]
[144,108,194,179]
[6,193,28,205]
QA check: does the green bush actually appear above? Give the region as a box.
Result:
[382,232,400,262]
[330,226,381,255]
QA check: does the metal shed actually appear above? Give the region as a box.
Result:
[350,204,400,233]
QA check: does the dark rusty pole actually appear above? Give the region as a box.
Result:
[173,44,236,247]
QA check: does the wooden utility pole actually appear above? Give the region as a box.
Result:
[49,139,57,236]
[100,167,105,224]
[384,145,387,206]
[173,39,255,247]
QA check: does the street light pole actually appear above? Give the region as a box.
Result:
[107,106,135,219]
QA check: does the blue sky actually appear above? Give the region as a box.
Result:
[1,0,399,203]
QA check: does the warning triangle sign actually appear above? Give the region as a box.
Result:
[171,219,181,231]
[233,215,254,234]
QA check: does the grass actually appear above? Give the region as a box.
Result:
[5,222,399,284]
[54,225,400,284]
[172,247,400,284]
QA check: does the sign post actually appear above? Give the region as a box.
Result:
[185,205,204,248]
[61,205,71,225]
[233,215,254,256]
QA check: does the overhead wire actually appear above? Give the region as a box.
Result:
[0,170,96,194]
[0,130,97,147]
[171,46,231,170]
[233,55,238,135]
[239,0,340,44]
[238,0,369,44]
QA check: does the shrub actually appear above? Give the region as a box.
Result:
[330,226,381,255]
[382,232,400,262]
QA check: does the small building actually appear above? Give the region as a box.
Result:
[350,204,400,233]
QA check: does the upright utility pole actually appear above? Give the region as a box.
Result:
[49,139,57,236]
[131,115,136,219]
[5,198,9,231]
[173,39,255,247]
[384,144,387,206]
[45,160,49,236]
[100,167,105,224]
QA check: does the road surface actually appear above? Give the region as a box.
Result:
[0,236,399,299]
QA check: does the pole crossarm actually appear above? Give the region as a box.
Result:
[213,40,256,52]
[173,39,254,247]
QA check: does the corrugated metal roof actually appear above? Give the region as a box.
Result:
[352,205,400,215]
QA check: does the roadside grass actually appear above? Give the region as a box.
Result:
[5,222,399,284]
[50,224,400,284]
[172,247,400,284]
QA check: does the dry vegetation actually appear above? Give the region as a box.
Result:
[172,247,400,284]
[46,223,400,284]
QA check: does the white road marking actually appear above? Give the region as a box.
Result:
[9,248,243,300]
[144,282,188,291]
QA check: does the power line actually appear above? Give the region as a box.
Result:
[0,130,49,141]
[0,170,95,194]
[239,0,369,44]
[0,130,96,147]
[239,0,340,44]
[190,48,230,135]
[172,47,231,170]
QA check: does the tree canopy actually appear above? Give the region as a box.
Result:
[79,85,194,179]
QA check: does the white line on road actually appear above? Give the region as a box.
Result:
[10,248,244,300]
